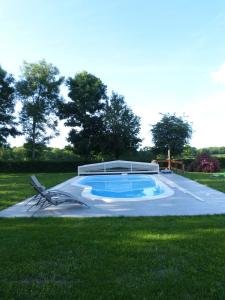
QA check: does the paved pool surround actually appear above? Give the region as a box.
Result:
[1,174,225,217]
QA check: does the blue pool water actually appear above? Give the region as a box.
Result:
[79,175,164,199]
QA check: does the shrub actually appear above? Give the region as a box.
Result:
[188,152,220,172]
[217,157,225,168]
[0,160,99,173]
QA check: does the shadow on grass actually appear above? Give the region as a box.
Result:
[1,215,225,299]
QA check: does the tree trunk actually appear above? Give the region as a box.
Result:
[32,120,36,160]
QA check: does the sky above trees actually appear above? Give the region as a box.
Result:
[1,0,225,148]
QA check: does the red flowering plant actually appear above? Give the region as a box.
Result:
[188,152,220,173]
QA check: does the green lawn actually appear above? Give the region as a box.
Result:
[183,171,225,193]
[0,173,75,211]
[1,172,225,299]
[1,216,225,299]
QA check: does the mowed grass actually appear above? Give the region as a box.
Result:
[1,216,225,299]
[0,173,75,210]
[1,172,225,298]
[183,171,225,193]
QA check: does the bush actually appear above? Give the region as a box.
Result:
[217,157,225,168]
[0,160,99,173]
[188,153,220,173]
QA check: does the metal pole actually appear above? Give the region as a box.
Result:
[168,148,171,170]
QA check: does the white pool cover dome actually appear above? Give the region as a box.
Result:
[78,160,159,175]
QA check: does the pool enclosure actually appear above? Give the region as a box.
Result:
[78,160,159,175]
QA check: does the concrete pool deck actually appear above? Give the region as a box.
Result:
[1,173,225,217]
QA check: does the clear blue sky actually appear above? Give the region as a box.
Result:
[1,0,225,148]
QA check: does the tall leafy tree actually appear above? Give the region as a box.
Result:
[102,92,141,158]
[16,60,64,159]
[0,66,20,146]
[60,71,107,156]
[151,113,192,157]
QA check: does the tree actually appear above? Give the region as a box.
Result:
[60,71,107,156]
[16,60,64,159]
[0,66,20,146]
[151,113,192,158]
[102,92,141,158]
[181,145,197,159]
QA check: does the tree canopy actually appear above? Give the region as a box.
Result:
[0,66,20,146]
[102,92,141,158]
[59,71,107,156]
[151,113,192,157]
[59,73,141,158]
[0,61,197,161]
[16,60,64,159]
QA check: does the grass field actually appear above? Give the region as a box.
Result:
[183,171,225,194]
[1,216,225,299]
[1,172,225,299]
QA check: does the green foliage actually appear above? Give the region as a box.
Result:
[60,71,107,156]
[23,141,47,160]
[0,144,152,163]
[0,146,32,161]
[38,147,80,161]
[151,113,192,157]
[119,147,153,162]
[16,60,64,159]
[0,146,12,160]
[0,145,144,162]
[180,145,197,159]
[11,146,28,160]
[198,147,225,155]
[0,147,154,172]
[60,74,141,159]
[0,146,81,162]
[102,92,141,158]
[182,158,195,169]
[0,66,20,146]
[217,157,225,168]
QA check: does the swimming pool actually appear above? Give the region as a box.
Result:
[76,175,174,202]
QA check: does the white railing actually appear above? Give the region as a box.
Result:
[78,160,159,175]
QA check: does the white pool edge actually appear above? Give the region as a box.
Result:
[71,175,174,203]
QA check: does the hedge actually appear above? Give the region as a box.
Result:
[0,157,224,173]
[0,160,99,173]
[217,157,225,168]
